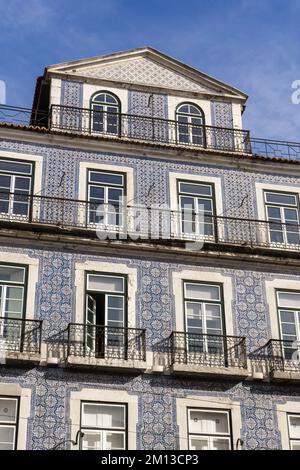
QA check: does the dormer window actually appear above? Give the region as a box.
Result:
[176,103,205,146]
[91,92,120,135]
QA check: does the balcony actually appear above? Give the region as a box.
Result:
[2,104,300,160]
[47,323,147,372]
[0,317,42,365]
[1,193,300,255]
[168,332,249,379]
[250,339,300,382]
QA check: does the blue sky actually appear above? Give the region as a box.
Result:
[0,0,300,141]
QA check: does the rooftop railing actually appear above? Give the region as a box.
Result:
[1,103,300,161]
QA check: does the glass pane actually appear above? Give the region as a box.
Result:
[289,416,300,439]
[284,208,299,222]
[104,432,125,450]
[205,304,222,332]
[185,283,220,301]
[179,182,212,197]
[89,186,105,200]
[291,441,300,450]
[177,105,189,113]
[189,410,229,434]
[280,310,296,323]
[265,192,297,206]
[0,399,17,422]
[0,266,25,283]
[82,430,101,450]
[0,160,32,175]
[190,436,209,450]
[278,291,300,308]
[89,172,123,186]
[0,426,15,450]
[211,437,231,450]
[82,403,125,429]
[107,188,123,203]
[87,275,124,293]
[0,175,11,189]
[267,206,281,219]
[14,177,31,192]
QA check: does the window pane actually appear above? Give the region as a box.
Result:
[289,416,300,439]
[211,437,231,450]
[278,291,300,308]
[179,182,212,197]
[265,192,297,206]
[189,410,229,434]
[82,430,101,450]
[87,275,124,293]
[0,266,25,284]
[190,436,209,450]
[0,160,32,175]
[185,283,220,301]
[0,426,15,450]
[104,432,125,450]
[89,172,123,186]
[82,403,125,429]
[291,441,300,450]
[267,207,281,220]
[0,398,17,422]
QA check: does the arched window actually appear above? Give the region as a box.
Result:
[176,103,205,146]
[91,92,120,135]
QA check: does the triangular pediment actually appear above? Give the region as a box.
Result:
[47,47,247,100]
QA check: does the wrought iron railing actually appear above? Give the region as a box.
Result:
[251,138,300,161]
[49,104,251,153]
[66,323,146,362]
[169,332,247,369]
[1,192,300,253]
[250,339,300,373]
[0,317,42,354]
[0,104,48,127]
[2,104,300,161]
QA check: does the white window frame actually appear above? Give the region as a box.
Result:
[288,414,300,450]
[0,396,19,450]
[178,181,215,239]
[80,401,127,450]
[264,191,300,246]
[0,159,33,220]
[90,92,120,135]
[187,408,232,450]
[277,290,300,360]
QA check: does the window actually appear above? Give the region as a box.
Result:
[85,273,126,357]
[0,265,26,319]
[277,290,300,360]
[0,397,19,450]
[184,282,224,354]
[178,181,215,238]
[0,159,33,219]
[288,414,300,450]
[188,409,232,450]
[87,170,125,228]
[264,192,300,245]
[176,103,205,146]
[81,402,126,450]
[91,92,120,135]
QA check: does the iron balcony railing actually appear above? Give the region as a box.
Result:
[250,339,300,373]
[0,317,42,354]
[1,192,300,253]
[169,331,247,369]
[2,104,300,161]
[67,323,146,362]
[50,104,251,154]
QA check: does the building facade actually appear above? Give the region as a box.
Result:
[0,47,300,450]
